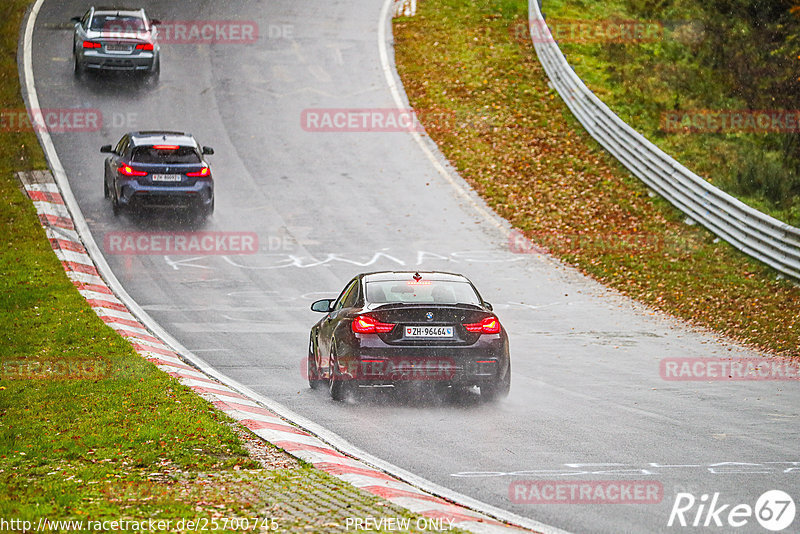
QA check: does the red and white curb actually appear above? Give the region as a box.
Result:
[17,170,537,534]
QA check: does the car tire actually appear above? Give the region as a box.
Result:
[145,57,160,85]
[308,345,325,390]
[111,189,121,216]
[480,363,511,401]
[103,178,109,199]
[73,55,85,79]
[328,350,351,402]
[193,197,213,222]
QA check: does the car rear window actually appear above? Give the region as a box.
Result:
[131,146,201,164]
[91,15,146,32]
[365,280,481,305]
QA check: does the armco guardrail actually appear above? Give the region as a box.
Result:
[528,1,800,280]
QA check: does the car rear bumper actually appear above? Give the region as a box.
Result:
[336,336,509,386]
[118,182,213,210]
[78,51,156,72]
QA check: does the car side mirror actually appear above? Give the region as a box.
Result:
[311,299,334,313]
[70,16,81,23]
[484,302,493,311]
[150,18,161,25]
[202,146,214,155]
[100,145,114,154]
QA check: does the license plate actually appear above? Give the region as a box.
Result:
[105,44,131,52]
[405,326,454,338]
[151,174,182,182]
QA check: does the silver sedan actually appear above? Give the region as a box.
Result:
[71,7,160,80]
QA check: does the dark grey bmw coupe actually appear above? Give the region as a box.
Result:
[308,271,511,401]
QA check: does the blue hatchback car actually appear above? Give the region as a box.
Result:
[101,131,215,219]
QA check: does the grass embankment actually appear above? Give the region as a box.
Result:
[0,0,291,524]
[1,3,252,524]
[539,0,800,225]
[0,2,455,531]
[393,0,800,355]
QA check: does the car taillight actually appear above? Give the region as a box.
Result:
[186,167,210,177]
[352,315,395,334]
[82,41,101,49]
[152,145,179,150]
[135,43,154,51]
[464,316,501,335]
[118,164,147,177]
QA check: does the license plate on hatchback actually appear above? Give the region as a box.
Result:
[405,326,454,338]
[151,174,182,182]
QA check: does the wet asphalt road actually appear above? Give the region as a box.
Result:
[28,1,800,532]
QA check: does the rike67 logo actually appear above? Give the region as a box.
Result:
[668,490,796,531]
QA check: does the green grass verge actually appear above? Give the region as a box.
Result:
[0,2,470,531]
[0,0,265,522]
[538,0,800,225]
[393,0,800,356]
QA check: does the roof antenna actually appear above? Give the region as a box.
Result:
[413,272,422,281]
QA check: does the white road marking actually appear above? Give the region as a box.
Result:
[217,250,522,271]
[451,462,800,478]
[164,255,212,270]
